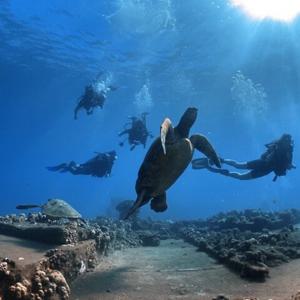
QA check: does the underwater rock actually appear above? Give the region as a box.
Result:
[115,200,139,220]
[0,214,93,245]
[292,291,300,300]
[137,230,160,247]
[27,266,70,300]
[0,240,97,299]
[92,217,141,250]
[206,209,300,232]
[176,215,300,280]
[45,240,98,282]
[94,229,111,255]
[0,222,68,244]
[212,295,230,300]
[1,208,300,298]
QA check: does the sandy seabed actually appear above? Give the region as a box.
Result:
[70,239,300,300]
[0,234,54,265]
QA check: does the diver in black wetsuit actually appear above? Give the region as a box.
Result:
[47,151,117,178]
[119,112,153,150]
[74,83,117,119]
[192,134,296,181]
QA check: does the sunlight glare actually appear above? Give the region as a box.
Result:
[230,0,300,22]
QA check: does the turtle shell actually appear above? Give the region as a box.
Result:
[41,199,81,219]
[136,137,194,197]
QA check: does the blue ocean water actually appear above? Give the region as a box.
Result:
[0,0,299,220]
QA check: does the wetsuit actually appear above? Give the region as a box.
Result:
[47,152,117,177]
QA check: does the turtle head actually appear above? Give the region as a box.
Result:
[176,107,198,138]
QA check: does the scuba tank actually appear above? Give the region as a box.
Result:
[264,134,294,181]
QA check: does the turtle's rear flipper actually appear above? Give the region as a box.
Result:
[190,134,221,168]
[124,190,150,220]
[150,193,167,212]
[160,118,174,155]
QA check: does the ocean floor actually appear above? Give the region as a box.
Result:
[0,234,54,266]
[71,239,300,300]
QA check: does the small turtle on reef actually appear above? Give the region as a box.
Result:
[16,198,82,219]
[125,107,221,219]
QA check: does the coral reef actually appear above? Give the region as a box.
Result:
[0,256,70,300]
[175,209,300,280]
[205,209,300,232]
[0,241,97,299]
[292,291,300,300]
[0,214,90,244]
[1,208,300,299]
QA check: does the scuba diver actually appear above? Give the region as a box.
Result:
[47,151,117,178]
[192,134,296,182]
[74,81,117,119]
[119,112,154,150]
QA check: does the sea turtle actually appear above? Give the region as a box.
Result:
[16,198,82,219]
[125,107,221,219]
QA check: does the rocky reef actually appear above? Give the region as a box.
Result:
[1,208,300,299]
[205,209,300,232]
[0,240,98,300]
[175,209,300,280]
[0,213,166,300]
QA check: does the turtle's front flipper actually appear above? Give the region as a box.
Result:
[190,134,221,168]
[150,192,167,212]
[124,190,150,220]
[160,118,174,155]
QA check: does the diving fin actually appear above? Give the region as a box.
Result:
[46,163,67,172]
[191,157,209,169]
